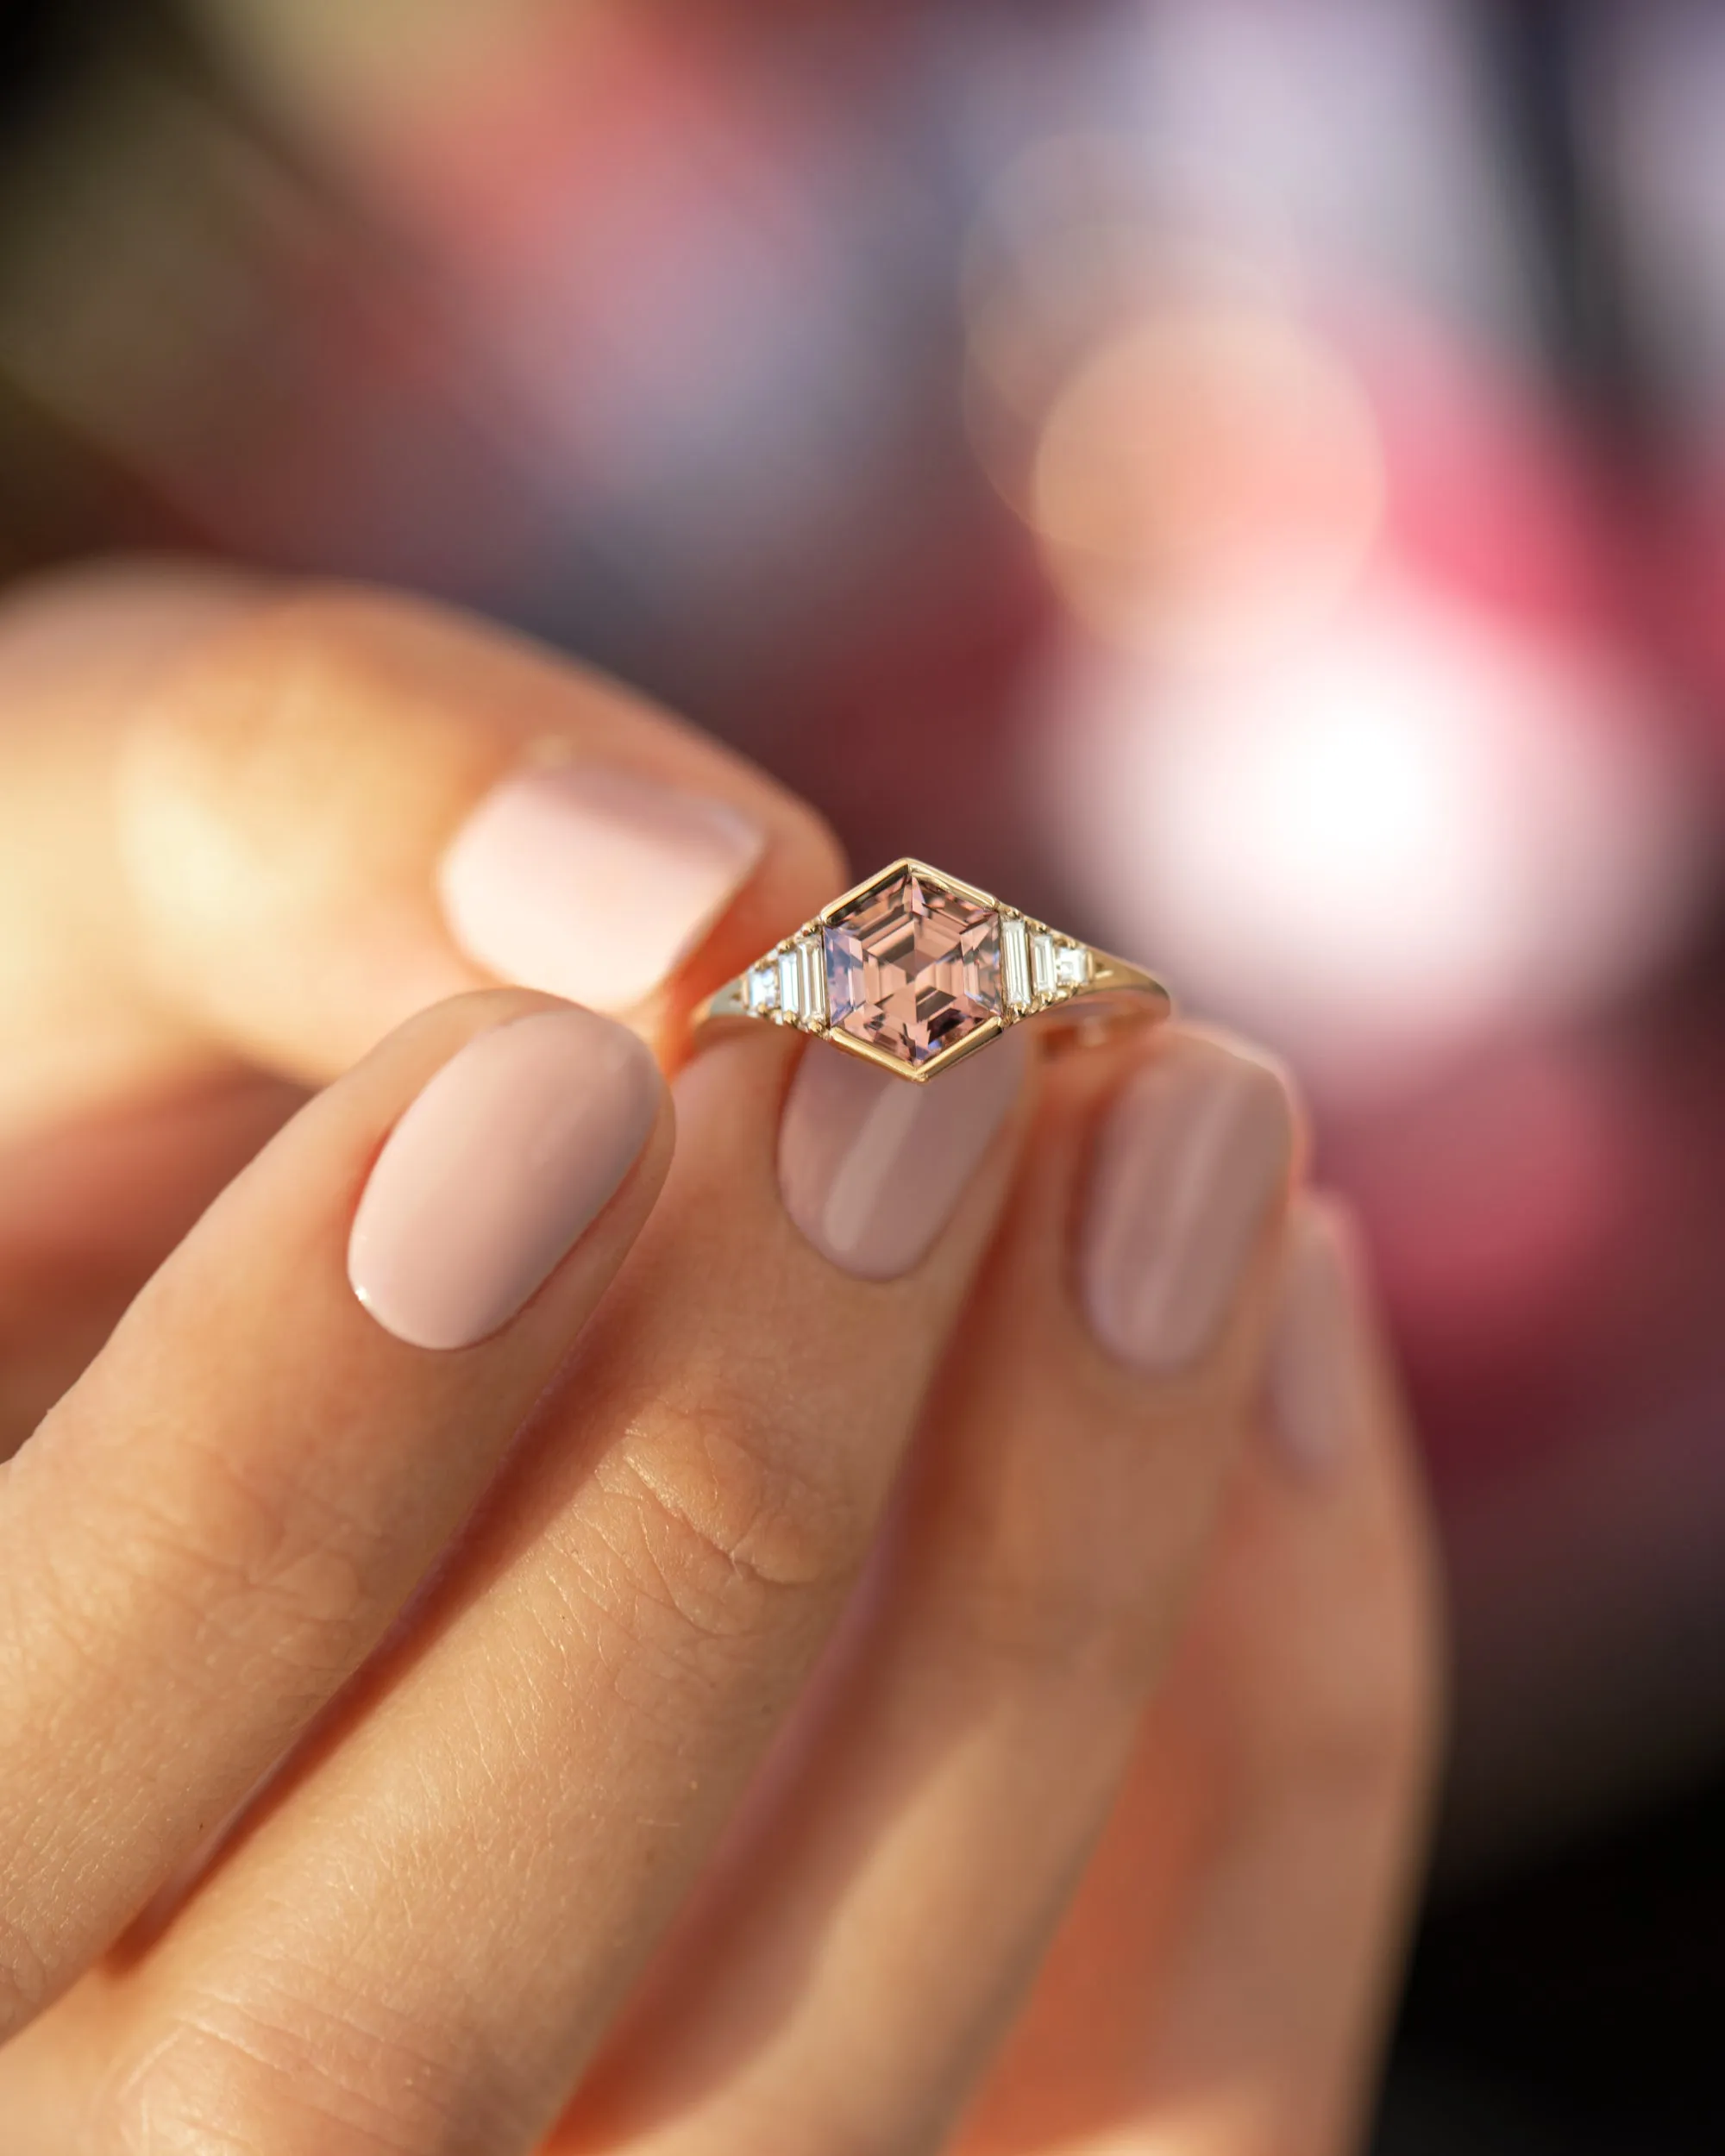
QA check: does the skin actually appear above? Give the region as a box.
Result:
[0,564,1441,2154]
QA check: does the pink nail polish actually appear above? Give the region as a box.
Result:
[778,1031,1027,1280]
[438,763,764,1012]
[1081,1035,1295,1375]
[348,1008,659,1350]
[1267,1200,1371,1476]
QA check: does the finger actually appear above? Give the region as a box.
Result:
[0,1065,303,1455]
[66,1021,1035,2153]
[0,562,841,1131]
[955,1196,1445,2156]
[560,1028,1302,2155]
[0,988,670,2043]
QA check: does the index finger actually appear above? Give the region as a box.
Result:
[0,563,843,1131]
[0,987,672,2043]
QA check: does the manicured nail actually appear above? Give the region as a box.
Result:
[348,1007,660,1350]
[779,1030,1028,1280]
[1081,1034,1295,1374]
[1268,1199,1371,1477]
[438,763,765,1012]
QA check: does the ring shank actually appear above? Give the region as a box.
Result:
[1021,950,1170,1041]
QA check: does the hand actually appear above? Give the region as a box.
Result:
[0,565,1440,2154]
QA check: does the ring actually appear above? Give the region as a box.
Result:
[693,857,1171,1082]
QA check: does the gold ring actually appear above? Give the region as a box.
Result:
[693,857,1171,1082]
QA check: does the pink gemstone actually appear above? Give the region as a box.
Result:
[825,868,1002,1068]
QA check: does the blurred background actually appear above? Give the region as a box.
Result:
[2,0,1722,2144]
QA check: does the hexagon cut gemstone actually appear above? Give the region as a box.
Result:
[824,867,1003,1068]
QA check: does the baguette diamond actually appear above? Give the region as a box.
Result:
[798,937,828,1025]
[778,948,802,1018]
[1001,916,1032,1009]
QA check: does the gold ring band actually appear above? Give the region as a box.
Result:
[693,857,1171,1083]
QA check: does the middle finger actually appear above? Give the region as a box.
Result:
[568,1028,1301,2155]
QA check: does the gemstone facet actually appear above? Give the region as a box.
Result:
[825,868,1002,1068]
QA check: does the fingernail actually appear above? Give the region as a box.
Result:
[779,1030,1027,1280]
[348,1007,660,1350]
[1268,1199,1371,1476]
[1080,1034,1295,1374]
[438,763,765,1012]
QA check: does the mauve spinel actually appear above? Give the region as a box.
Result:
[824,868,1002,1069]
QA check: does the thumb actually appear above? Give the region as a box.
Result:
[0,563,841,1130]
